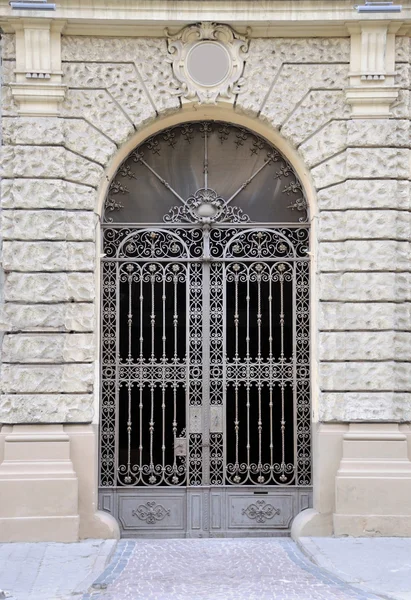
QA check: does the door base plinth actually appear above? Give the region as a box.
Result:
[0,516,79,543]
[334,424,411,537]
[0,425,80,542]
[333,514,411,537]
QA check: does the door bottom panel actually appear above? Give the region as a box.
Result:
[99,487,312,538]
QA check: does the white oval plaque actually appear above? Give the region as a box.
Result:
[187,42,230,87]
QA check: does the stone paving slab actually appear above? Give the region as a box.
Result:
[299,537,411,600]
[83,538,381,600]
[0,539,116,600]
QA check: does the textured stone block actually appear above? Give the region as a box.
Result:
[319,331,411,361]
[281,91,349,147]
[395,63,410,88]
[2,117,116,166]
[240,38,349,116]
[317,179,410,211]
[2,211,96,241]
[392,89,410,118]
[63,119,117,166]
[262,64,348,128]
[395,36,410,62]
[63,62,156,128]
[1,179,96,210]
[2,116,64,145]
[312,152,346,189]
[4,273,95,303]
[2,60,15,85]
[2,242,95,272]
[2,85,18,117]
[299,121,348,168]
[347,119,410,148]
[2,35,16,59]
[1,364,94,394]
[62,35,136,61]
[1,146,102,187]
[2,333,95,363]
[320,361,411,392]
[319,273,411,302]
[319,392,411,422]
[271,37,350,63]
[61,37,179,113]
[61,89,134,145]
[319,302,411,331]
[134,38,180,113]
[319,211,411,242]
[2,303,94,332]
[238,39,282,115]
[62,35,350,65]
[0,394,94,423]
[318,240,410,272]
[313,148,410,190]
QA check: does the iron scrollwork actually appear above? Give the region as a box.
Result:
[242,500,280,524]
[100,120,311,498]
[132,501,171,524]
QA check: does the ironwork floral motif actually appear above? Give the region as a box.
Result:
[132,501,171,524]
[242,500,280,524]
[164,188,250,224]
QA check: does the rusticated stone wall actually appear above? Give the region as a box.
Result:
[1,33,410,424]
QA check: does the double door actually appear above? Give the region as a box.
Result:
[99,223,311,537]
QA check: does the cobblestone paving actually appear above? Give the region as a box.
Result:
[85,538,381,600]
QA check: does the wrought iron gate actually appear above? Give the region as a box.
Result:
[99,122,312,537]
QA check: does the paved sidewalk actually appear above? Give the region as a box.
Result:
[0,537,410,600]
[83,538,380,600]
[0,539,116,600]
[299,537,411,600]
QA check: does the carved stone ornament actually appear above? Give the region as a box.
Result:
[166,22,250,104]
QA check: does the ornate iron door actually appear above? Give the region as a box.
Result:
[99,122,312,537]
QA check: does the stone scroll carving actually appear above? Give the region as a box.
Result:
[166,22,250,104]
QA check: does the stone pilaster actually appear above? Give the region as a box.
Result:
[346,22,401,118]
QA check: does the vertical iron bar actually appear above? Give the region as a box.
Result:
[257,269,263,480]
[115,261,120,484]
[246,273,251,469]
[126,269,133,479]
[234,268,240,476]
[172,268,178,475]
[202,226,211,485]
[149,269,156,479]
[292,264,298,484]
[279,268,286,482]
[162,271,166,471]
[139,274,143,472]
[204,124,208,190]
[268,274,274,467]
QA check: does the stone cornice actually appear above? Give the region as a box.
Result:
[0,0,410,38]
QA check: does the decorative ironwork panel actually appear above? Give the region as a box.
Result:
[99,121,311,503]
[102,121,308,226]
[100,261,117,487]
